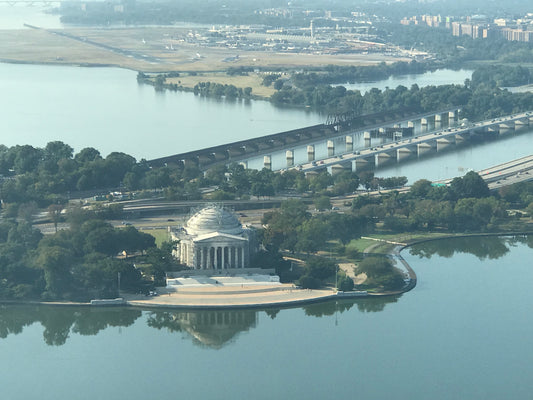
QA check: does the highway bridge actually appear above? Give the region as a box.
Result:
[293,111,533,175]
[115,154,533,218]
[463,155,533,191]
[148,107,461,170]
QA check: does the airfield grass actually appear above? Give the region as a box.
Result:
[0,27,407,73]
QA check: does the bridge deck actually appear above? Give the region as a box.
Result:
[295,111,533,174]
[147,106,461,169]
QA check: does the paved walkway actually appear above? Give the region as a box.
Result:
[123,283,337,309]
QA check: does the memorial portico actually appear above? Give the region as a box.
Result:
[169,205,256,271]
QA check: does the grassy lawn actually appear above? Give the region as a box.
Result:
[346,238,377,253]
[141,228,169,247]
[343,232,461,256]
[167,72,276,98]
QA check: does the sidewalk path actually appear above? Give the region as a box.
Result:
[123,284,337,309]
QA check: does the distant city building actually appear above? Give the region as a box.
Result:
[402,12,533,43]
[501,28,533,42]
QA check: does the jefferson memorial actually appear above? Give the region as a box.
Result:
[169,205,257,271]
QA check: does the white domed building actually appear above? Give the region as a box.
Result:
[169,205,256,271]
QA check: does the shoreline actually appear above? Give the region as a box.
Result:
[2,231,531,310]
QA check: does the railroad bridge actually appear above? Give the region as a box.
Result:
[148,106,461,170]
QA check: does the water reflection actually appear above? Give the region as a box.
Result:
[409,235,533,260]
[302,297,399,316]
[147,309,258,349]
[0,306,141,346]
[3,237,530,347]
[0,296,401,347]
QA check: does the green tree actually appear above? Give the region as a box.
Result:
[48,203,65,233]
[75,147,102,164]
[35,245,74,298]
[450,171,490,199]
[305,256,336,280]
[410,179,433,198]
[356,257,394,278]
[313,195,331,211]
[337,273,354,291]
[295,218,328,253]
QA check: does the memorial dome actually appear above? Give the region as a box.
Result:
[186,206,243,236]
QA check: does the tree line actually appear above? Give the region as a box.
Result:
[0,206,178,301]
[0,139,400,215]
[270,65,533,118]
[259,171,533,290]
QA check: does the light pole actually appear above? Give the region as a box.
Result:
[335,263,338,292]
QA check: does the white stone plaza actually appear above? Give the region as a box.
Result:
[166,274,281,288]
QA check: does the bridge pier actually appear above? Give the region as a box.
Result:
[434,114,442,129]
[327,140,335,157]
[286,150,294,167]
[397,147,414,162]
[307,145,315,162]
[515,118,529,129]
[421,117,428,126]
[487,125,500,134]
[437,137,455,151]
[417,141,437,156]
[455,131,469,142]
[263,155,272,170]
[375,151,395,167]
[353,156,374,171]
[499,122,515,132]
[363,131,371,140]
[407,121,415,128]
[448,111,456,125]
[345,135,353,152]
[329,162,353,175]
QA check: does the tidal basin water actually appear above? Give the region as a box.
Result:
[1,236,532,400]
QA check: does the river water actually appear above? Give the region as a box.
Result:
[0,236,531,399]
[3,62,529,184]
[2,5,514,185]
[340,68,472,93]
[0,4,62,29]
[2,6,533,399]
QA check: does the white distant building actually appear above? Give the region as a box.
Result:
[169,205,257,271]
